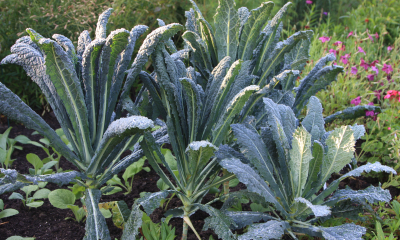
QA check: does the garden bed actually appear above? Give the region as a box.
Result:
[0,112,398,240]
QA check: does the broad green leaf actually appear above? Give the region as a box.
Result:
[0,127,12,149]
[237,2,274,60]
[320,126,355,184]
[48,189,76,209]
[26,153,43,171]
[100,208,112,218]
[0,199,3,210]
[214,0,239,61]
[289,127,312,198]
[32,188,51,199]
[26,201,44,208]
[21,185,39,196]
[9,192,24,201]
[157,178,170,191]
[199,19,218,66]
[122,157,146,183]
[0,209,19,219]
[6,236,35,240]
[52,34,77,64]
[14,135,31,144]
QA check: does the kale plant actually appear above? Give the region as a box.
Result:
[217,96,396,239]
[0,8,176,240]
[118,1,381,239]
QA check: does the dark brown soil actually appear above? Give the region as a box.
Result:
[0,112,398,240]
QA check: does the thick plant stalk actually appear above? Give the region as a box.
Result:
[181,218,189,240]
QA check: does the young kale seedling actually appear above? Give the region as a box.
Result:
[0,199,19,219]
[9,182,50,208]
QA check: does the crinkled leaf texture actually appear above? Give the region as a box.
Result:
[195,204,237,240]
[238,220,289,240]
[324,105,381,124]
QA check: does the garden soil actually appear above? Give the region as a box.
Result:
[0,112,398,240]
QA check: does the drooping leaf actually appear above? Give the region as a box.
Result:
[87,116,153,175]
[194,204,236,240]
[293,197,331,217]
[238,220,288,240]
[324,105,381,124]
[220,158,286,215]
[95,8,113,40]
[225,211,274,230]
[318,223,366,240]
[327,185,392,205]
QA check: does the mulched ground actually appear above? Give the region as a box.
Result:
[0,112,399,240]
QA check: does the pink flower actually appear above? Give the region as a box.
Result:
[365,110,375,117]
[360,58,369,70]
[323,12,328,15]
[374,90,382,100]
[368,33,374,42]
[368,102,374,106]
[358,46,366,55]
[319,36,330,43]
[375,32,379,39]
[306,0,313,4]
[351,96,361,106]
[329,49,337,56]
[388,127,391,130]
[347,31,353,38]
[367,74,375,81]
[388,46,393,51]
[384,90,399,100]
[370,60,379,67]
[382,64,393,74]
[340,53,350,64]
[333,41,343,46]
[351,66,358,75]
[371,66,379,75]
